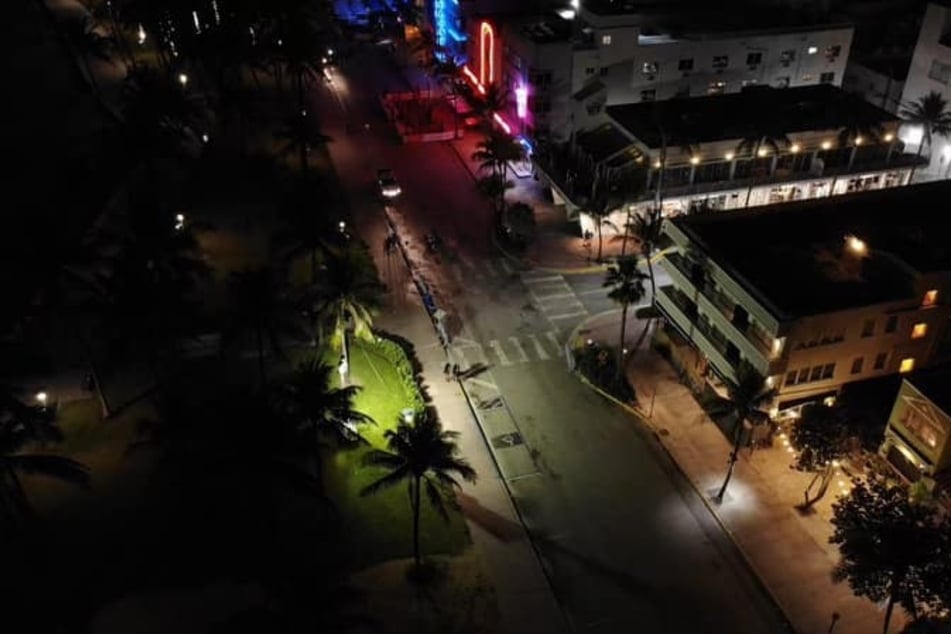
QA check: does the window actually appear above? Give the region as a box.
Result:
[923,289,939,306]
[810,366,823,381]
[642,61,659,75]
[797,368,810,383]
[928,60,951,86]
[678,58,694,71]
[780,49,795,65]
[901,407,945,449]
[851,357,864,374]
[912,323,928,339]
[820,72,835,84]
[640,89,656,101]
[599,66,609,76]
[861,319,875,337]
[825,45,842,60]
[776,76,791,88]
[602,34,612,45]
[874,352,888,370]
[822,363,836,379]
[801,74,814,82]
[707,80,727,95]
[785,371,798,386]
[885,315,898,333]
[585,67,595,76]
[900,357,916,373]
[807,46,818,55]
[712,55,729,70]
[746,52,763,66]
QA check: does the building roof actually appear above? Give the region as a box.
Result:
[673,181,951,319]
[574,122,632,162]
[516,14,574,43]
[606,84,899,148]
[906,364,951,418]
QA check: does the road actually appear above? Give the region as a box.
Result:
[312,42,791,634]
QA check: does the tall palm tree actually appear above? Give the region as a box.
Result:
[472,129,525,218]
[735,128,790,206]
[630,207,663,302]
[900,91,951,180]
[274,358,373,492]
[226,265,306,386]
[314,247,385,361]
[584,170,629,262]
[65,15,114,96]
[273,174,336,285]
[603,255,648,378]
[0,396,90,526]
[477,82,510,125]
[713,363,777,503]
[361,412,476,567]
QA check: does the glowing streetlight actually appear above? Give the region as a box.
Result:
[724,151,734,161]
[137,24,147,45]
[339,220,346,233]
[653,160,662,169]
[845,234,867,256]
[854,135,864,146]
[689,155,700,165]
[790,143,801,153]
[757,147,768,158]
[35,391,48,406]
[821,140,832,150]
[884,132,894,142]
[175,213,185,231]
[178,73,189,87]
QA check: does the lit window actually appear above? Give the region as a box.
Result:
[900,357,915,373]
[923,289,938,306]
[602,34,612,45]
[912,323,928,339]
[807,46,818,55]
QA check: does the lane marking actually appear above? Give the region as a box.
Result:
[488,340,511,366]
[577,287,609,296]
[532,292,576,301]
[529,334,550,360]
[509,337,529,363]
[546,331,563,355]
[548,310,588,320]
[521,275,562,284]
[499,258,513,274]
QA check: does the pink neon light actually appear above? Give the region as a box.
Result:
[493,113,511,134]
[480,22,495,86]
[515,85,528,119]
[463,65,486,94]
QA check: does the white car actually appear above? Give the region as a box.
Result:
[378,168,401,199]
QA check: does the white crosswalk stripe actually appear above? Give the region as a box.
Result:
[546,331,563,355]
[528,334,550,360]
[508,337,529,363]
[488,340,512,366]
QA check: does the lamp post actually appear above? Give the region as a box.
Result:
[35,391,48,408]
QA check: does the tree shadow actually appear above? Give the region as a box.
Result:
[456,491,524,542]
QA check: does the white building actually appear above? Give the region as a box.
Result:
[464,3,855,145]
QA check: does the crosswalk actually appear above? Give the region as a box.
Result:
[452,257,518,285]
[520,271,590,329]
[452,333,564,368]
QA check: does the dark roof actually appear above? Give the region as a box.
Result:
[517,16,573,43]
[606,84,899,148]
[574,123,631,162]
[674,181,951,319]
[906,364,951,417]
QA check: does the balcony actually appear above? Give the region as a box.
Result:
[656,285,739,384]
[663,253,775,373]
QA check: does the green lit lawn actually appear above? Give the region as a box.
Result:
[325,339,470,571]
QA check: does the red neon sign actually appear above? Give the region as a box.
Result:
[480,21,495,86]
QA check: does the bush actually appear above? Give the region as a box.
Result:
[575,342,636,404]
[371,330,427,412]
[502,202,535,246]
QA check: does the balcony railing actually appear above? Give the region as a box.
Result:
[656,285,739,383]
[665,253,774,359]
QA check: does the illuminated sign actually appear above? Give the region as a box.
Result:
[480,21,495,86]
[493,113,511,134]
[515,84,528,119]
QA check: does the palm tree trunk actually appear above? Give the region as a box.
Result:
[715,416,745,502]
[90,363,112,419]
[596,221,603,262]
[412,475,422,567]
[617,303,629,381]
[883,583,897,634]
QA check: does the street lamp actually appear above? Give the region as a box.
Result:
[201,133,209,143]
[845,234,867,256]
[35,392,48,407]
[401,408,416,424]
[137,24,146,45]
[175,213,185,231]
[178,73,189,87]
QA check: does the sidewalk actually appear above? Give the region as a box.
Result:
[575,310,906,634]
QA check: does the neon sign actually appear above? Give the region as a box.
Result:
[515,84,528,119]
[493,113,511,134]
[480,21,495,86]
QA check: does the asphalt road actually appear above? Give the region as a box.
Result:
[314,42,791,634]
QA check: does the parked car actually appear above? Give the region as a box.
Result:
[377,168,401,199]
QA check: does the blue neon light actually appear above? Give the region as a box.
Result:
[433,0,465,60]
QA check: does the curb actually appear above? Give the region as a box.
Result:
[566,312,798,634]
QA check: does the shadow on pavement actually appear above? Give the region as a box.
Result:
[457,492,524,542]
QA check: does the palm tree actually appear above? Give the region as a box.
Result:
[273,109,330,173]
[273,174,336,285]
[828,96,886,194]
[0,395,90,526]
[477,82,510,125]
[471,129,525,218]
[432,55,464,138]
[361,412,476,567]
[735,128,790,206]
[584,170,629,262]
[226,265,306,386]
[314,247,385,363]
[900,91,951,180]
[274,358,374,493]
[65,15,114,96]
[713,362,776,503]
[603,255,648,378]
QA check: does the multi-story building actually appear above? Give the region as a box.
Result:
[655,181,951,414]
[879,364,951,488]
[554,83,921,234]
[459,3,854,145]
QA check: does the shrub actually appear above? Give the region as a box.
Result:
[575,342,636,404]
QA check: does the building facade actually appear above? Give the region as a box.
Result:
[655,182,951,414]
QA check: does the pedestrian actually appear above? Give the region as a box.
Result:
[452,363,460,380]
[444,362,451,382]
